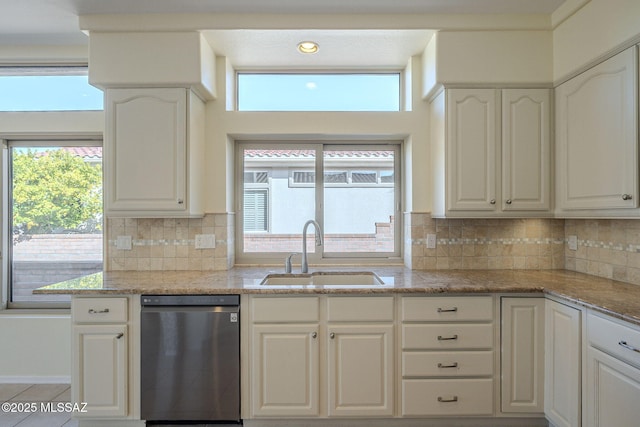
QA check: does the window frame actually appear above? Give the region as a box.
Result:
[4,137,103,309]
[235,141,402,266]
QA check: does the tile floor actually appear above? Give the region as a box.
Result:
[0,384,77,427]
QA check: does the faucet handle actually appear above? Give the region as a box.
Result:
[285,253,299,273]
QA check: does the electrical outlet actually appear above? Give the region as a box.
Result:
[116,235,132,251]
[426,234,437,249]
[568,235,578,251]
[195,234,216,249]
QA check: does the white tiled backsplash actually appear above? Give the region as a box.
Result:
[105,212,640,287]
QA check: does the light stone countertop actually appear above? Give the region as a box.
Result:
[34,267,640,327]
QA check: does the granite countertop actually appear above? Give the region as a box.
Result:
[34,267,640,326]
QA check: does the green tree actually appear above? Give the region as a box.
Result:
[12,149,102,235]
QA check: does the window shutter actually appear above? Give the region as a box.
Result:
[244,189,268,232]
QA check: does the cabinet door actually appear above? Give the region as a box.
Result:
[545,300,581,427]
[105,88,187,214]
[327,324,394,417]
[556,47,638,210]
[501,298,545,413]
[73,324,127,417]
[251,324,319,417]
[446,88,499,212]
[585,346,640,427]
[502,89,550,211]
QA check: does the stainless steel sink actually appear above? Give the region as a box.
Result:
[260,271,386,286]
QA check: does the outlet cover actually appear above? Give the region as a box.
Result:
[568,235,578,251]
[116,235,132,251]
[426,234,437,249]
[195,234,216,249]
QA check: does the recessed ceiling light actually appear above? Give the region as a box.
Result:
[297,41,319,54]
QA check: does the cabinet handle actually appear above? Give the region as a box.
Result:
[330,332,335,339]
[116,333,124,339]
[88,308,110,314]
[437,362,459,368]
[506,199,512,205]
[311,332,317,339]
[619,340,640,353]
[177,199,184,204]
[438,396,458,403]
[437,307,458,313]
[437,334,458,341]
[489,199,496,205]
[622,194,633,201]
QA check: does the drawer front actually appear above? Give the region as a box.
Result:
[403,323,494,350]
[402,351,494,377]
[252,296,320,323]
[72,297,128,323]
[402,296,493,322]
[327,296,394,322]
[588,312,640,367]
[402,378,493,416]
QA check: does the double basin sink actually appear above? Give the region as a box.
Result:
[260,271,390,287]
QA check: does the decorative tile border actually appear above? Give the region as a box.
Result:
[107,238,228,247]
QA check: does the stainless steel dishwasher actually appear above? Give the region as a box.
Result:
[141,294,240,424]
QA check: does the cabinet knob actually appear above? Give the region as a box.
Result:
[506,199,512,205]
[489,199,496,205]
[330,332,335,339]
[177,199,184,204]
[311,332,317,339]
[622,194,633,201]
[116,333,124,339]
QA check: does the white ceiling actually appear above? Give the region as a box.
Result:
[0,0,566,68]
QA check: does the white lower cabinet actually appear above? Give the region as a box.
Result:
[71,297,129,418]
[400,295,495,417]
[585,312,640,427]
[249,295,394,418]
[501,297,545,414]
[545,299,582,427]
[251,324,320,417]
[327,324,394,417]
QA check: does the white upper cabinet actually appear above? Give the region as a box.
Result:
[502,89,551,212]
[446,88,499,213]
[432,88,551,217]
[555,47,638,213]
[105,88,204,217]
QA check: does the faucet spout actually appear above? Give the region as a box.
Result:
[301,219,323,273]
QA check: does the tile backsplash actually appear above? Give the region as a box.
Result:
[106,213,234,271]
[406,213,565,271]
[105,212,640,288]
[565,219,640,286]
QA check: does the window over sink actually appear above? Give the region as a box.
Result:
[236,142,401,265]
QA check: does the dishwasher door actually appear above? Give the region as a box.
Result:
[141,299,240,422]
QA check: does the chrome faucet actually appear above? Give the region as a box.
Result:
[301,219,323,273]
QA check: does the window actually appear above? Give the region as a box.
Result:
[0,67,103,111]
[8,142,103,306]
[237,73,401,111]
[237,143,400,263]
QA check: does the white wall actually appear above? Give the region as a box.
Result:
[553,0,640,81]
[0,314,71,382]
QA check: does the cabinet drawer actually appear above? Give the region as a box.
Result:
[327,296,394,322]
[72,298,128,323]
[588,312,640,367]
[402,323,493,350]
[402,351,493,377]
[251,297,319,323]
[402,296,493,322]
[402,378,493,416]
